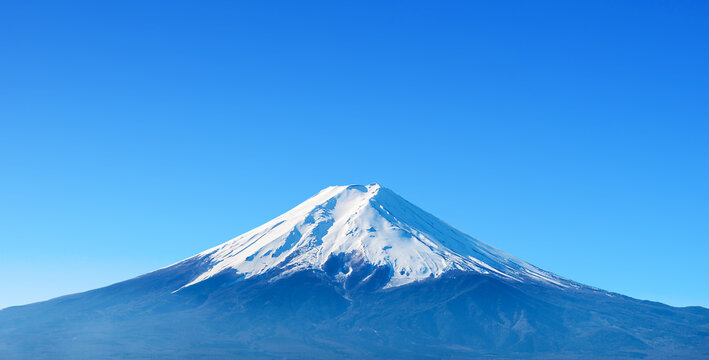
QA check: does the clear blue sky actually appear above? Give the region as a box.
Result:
[1,1,707,309]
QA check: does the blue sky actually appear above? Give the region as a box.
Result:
[1,1,707,309]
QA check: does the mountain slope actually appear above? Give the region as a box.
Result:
[0,184,707,359]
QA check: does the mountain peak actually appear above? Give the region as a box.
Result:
[178,184,573,290]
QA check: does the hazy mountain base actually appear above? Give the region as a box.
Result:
[0,257,707,360]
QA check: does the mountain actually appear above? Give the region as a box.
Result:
[0,184,707,359]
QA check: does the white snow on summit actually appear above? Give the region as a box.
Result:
[178,184,572,290]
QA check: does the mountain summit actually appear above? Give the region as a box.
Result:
[180,184,569,290]
[1,184,707,360]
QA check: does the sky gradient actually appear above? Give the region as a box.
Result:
[1,1,708,309]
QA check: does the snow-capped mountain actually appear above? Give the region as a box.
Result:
[1,184,707,360]
[179,184,568,290]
